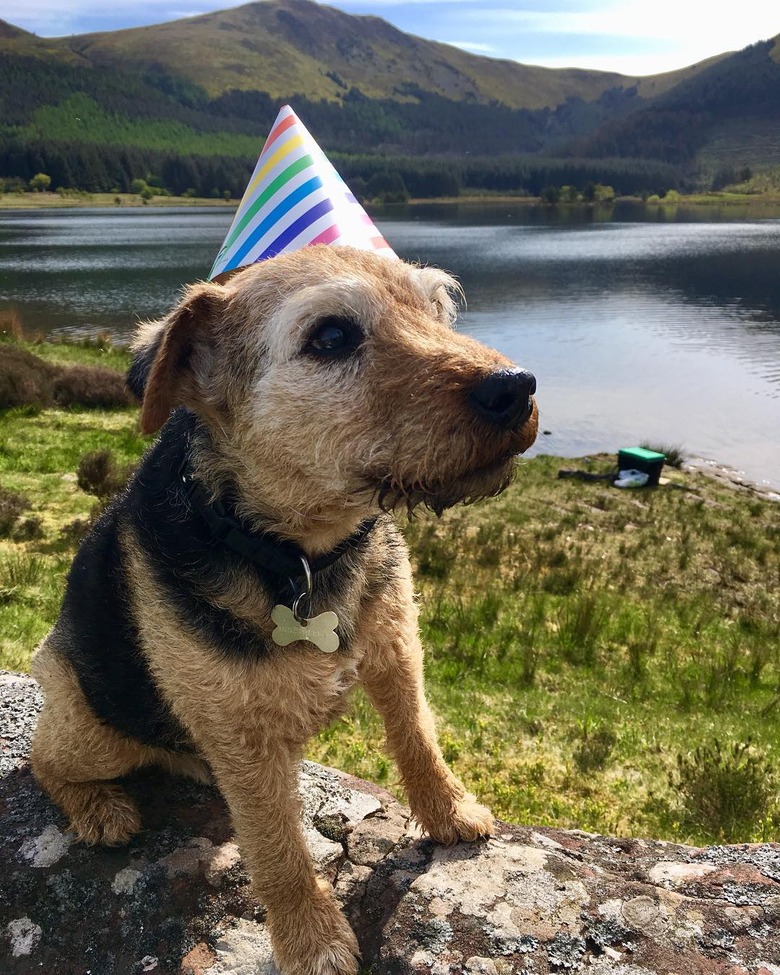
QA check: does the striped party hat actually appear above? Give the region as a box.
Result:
[209,105,395,280]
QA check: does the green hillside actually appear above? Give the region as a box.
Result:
[55,0,641,110]
[0,0,777,197]
[571,38,780,177]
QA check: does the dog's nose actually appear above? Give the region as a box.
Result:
[469,368,536,428]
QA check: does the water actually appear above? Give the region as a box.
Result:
[1,203,779,488]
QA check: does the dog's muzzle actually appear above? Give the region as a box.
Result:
[469,368,537,429]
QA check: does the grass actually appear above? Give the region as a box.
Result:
[0,191,237,210]
[1,342,779,846]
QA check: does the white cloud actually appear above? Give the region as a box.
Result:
[447,40,498,54]
[472,1,777,51]
[3,0,778,74]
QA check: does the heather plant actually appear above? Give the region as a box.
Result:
[0,487,30,538]
[671,740,778,842]
[76,449,135,501]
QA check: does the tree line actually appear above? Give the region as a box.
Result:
[0,137,682,200]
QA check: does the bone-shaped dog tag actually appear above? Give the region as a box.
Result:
[271,604,340,653]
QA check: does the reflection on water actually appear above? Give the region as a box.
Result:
[1,203,779,487]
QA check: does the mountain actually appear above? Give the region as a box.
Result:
[12,0,699,111]
[571,37,780,177]
[0,1,777,197]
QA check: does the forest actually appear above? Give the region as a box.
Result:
[0,52,677,198]
[2,36,779,198]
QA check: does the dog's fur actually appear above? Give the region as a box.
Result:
[30,246,538,975]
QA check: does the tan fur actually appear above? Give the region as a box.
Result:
[31,246,537,975]
[31,645,209,844]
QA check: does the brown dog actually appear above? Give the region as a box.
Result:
[30,245,537,974]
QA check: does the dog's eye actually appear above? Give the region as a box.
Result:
[304,317,363,357]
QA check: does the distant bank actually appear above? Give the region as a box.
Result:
[4,190,780,211]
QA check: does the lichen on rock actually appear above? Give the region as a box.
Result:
[2,670,780,973]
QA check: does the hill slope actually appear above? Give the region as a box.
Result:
[570,36,780,175]
[56,0,636,110]
[0,1,776,196]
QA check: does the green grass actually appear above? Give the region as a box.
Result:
[1,355,779,845]
[312,456,780,845]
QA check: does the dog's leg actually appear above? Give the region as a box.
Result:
[194,734,360,975]
[358,573,494,845]
[31,650,146,845]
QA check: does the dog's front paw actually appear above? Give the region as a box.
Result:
[65,782,142,846]
[268,882,360,975]
[417,793,494,846]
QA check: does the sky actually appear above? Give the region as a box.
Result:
[2,0,778,77]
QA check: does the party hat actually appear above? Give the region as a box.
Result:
[209,105,395,281]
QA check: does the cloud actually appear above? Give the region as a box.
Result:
[446,40,498,54]
[1,0,229,36]
[3,0,778,75]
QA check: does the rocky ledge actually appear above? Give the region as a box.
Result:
[2,670,780,974]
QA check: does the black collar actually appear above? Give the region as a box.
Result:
[179,461,377,581]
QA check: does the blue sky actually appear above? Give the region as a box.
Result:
[3,0,778,76]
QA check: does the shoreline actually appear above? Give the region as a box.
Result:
[3,191,780,211]
[682,456,780,503]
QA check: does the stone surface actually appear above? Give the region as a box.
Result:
[2,670,780,973]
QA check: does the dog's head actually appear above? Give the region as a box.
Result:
[131,246,537,532]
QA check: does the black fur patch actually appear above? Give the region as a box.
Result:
[126,329,164,399]
[53,499,193,751]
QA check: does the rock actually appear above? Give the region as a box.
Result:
[2,669,780,973]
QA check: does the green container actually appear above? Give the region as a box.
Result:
[617,447,665,486]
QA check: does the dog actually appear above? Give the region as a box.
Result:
[30,245,538,975]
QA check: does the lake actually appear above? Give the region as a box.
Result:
[1,202,779,489]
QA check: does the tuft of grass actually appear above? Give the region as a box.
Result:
[670,740,778,843]
[555,591,609,666]
[1,551,47,588]
[639,441,686,468]
[573,721,617,774]
[0,308,24,342]
[77,448,135,501]
[0,486,31,538]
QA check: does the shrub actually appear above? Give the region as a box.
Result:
[0,346,132,409]
[60,517,92,544]
[0,487,31,538]
[13,516,45,542]
[51,365,133,408]
[671,740,777,842]
[640,441,686,468]
[0,345,56,408]
[574,725,616,773]
[77,449,133,500]
[28,173,52,193]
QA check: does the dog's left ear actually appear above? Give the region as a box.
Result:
[135,281,227,434]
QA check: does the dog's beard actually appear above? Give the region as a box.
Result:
[372,455,517,517]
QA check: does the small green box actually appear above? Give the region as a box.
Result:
[617,447,665,486]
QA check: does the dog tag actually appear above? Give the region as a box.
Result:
[271,604,340,653]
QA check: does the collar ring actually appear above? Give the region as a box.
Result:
[291,555,313,622]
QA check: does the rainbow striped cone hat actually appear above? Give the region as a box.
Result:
[209,105,395,280]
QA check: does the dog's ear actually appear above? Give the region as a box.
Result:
[134,281,226,434]
[126,324,163,401]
